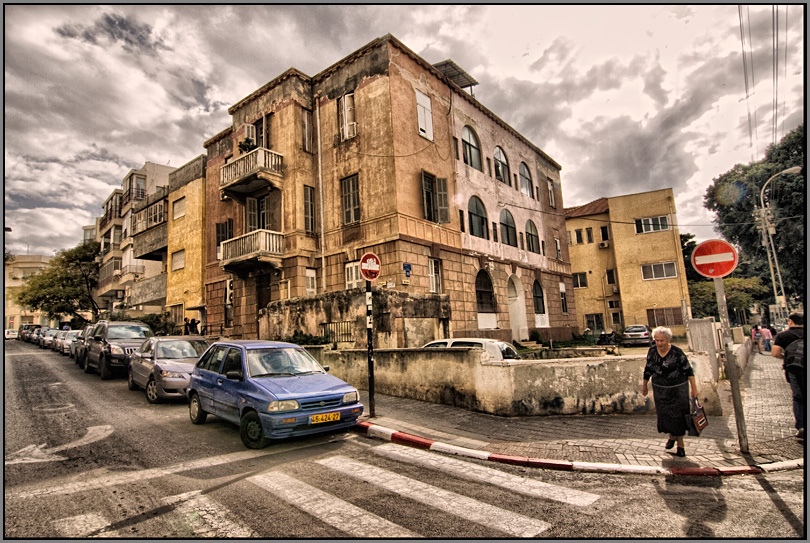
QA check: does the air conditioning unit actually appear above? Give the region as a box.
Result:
[113,270,121,276]
[598,240,611,249]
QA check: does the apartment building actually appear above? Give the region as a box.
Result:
[4,255,53,330]
[564,189,691,336]
[201,34,575,346]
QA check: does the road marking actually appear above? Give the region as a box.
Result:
[317,455,550,537]
[163,491,257,538]
[51,513,120,537]
[694,252,735,265]
[5,425,115,465]
[248,472,418,538]
[374,443,600,506]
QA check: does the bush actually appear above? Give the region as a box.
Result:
[529,330,542,343]
[282,330,332,345]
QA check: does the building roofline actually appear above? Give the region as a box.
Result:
[204,125,233,148]
[228,67,312,115]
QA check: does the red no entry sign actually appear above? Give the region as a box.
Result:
[691,239,738,278]
[359,252,381,281]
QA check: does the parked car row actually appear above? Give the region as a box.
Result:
[34,320,365,450]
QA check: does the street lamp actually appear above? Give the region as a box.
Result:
[758,166,801,319]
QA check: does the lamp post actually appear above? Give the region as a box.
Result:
[759,166,801,319]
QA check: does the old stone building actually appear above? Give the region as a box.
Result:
[201,34,575,346]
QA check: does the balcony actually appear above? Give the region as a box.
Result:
[220,148,284,197]
[119,264,146,285]
[221,229,284,271]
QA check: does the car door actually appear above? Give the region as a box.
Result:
[131,338,154,387]
[86,324,105,367]
[194,345,229,413]
[212,347,245,424]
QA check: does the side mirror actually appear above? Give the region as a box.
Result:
[225,370,243,381]
[321,365,330,372]
[94,335,102,341]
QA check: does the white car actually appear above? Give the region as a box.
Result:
[422,337,521,362]
[5,329,18,340]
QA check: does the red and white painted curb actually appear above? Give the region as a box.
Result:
[355,421,803,477]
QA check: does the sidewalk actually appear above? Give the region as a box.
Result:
[356,351,805,476]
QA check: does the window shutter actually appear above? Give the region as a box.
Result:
[421,170,432,221]
[246,198,258,232]
[243,123,257,144]
[436,178,449,223]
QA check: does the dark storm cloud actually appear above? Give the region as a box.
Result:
[56,12,168,55]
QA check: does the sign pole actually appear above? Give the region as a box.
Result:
[366,281,375,417]
[714,277,748,453]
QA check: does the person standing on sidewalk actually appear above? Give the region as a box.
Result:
[772,313,804,440]
[641,326,699,457]
[760,325,773,352]
[752,326,763,354]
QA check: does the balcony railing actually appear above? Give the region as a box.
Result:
[121,264,146,276]
[100,242,121,256]
[221,229,283,263]
[220,148,284,188]
[122,187,146,206]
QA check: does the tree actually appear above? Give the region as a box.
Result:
[680,233,706,284]
[16,241,101,322]
[704,124,805,305]
[4,249,14,266]
[689,277,770,324]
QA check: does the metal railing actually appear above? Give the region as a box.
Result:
[220,229,283,262]
[220,148,284,187]
[320,321,355,343]
[121,264,145,276]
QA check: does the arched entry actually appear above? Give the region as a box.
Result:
[507,275,529,341]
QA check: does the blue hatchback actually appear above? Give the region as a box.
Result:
[187,340,363,449]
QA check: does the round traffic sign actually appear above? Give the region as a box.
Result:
[359,252,381,281]
[691,239,739,278]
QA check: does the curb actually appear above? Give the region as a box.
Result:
[354,421,803,477]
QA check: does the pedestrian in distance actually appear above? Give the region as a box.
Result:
[752,325,763,354]
[183,318,190,335]
[772,313,804,440]
[760,325,773,352]
[641,326,699,457]
[189,318,199,335]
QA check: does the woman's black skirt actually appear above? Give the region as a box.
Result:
[651,379,690,436]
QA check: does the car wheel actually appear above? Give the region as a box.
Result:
[240,411,270,449]
[145,378,161,404]
[99,356,112,380]
[83,354,94,373]
[188,393,207,424]
[127,368,139,390]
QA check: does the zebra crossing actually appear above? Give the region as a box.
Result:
[29,443,601,538]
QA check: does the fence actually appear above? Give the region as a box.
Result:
[320,321,355,343]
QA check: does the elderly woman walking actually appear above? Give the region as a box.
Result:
[640,326,699,457]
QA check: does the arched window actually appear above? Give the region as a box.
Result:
[519,163,533,198]
[525,220,541,254]
[499,209,517,247]
[476,270,497,313]
[461,126,482,171]
[533,280,546,315]
[468,196,489,239]
[493,147,510,185]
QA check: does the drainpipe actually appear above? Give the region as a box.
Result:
[316,96,326,293]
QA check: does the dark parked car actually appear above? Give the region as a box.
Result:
[84,321,154,379]
[622,325,654,346]
[128,336,210,403]
[74,324,96,368]
[187,340,363,449]
[18,324,40,341]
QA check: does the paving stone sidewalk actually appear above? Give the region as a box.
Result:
[358,351,804,469]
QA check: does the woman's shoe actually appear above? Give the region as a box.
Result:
[665,439,676,450]
[676,447,686,457]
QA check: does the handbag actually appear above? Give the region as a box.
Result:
[685,397,708,436]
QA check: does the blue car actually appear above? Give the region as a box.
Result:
[187,340,364,449]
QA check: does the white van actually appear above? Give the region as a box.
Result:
[422,337,521,362]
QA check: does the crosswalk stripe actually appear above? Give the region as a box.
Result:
[163,491,257,538]
[51,513,120,538]
[374,443,600,506]
[317,455,550,537]
[248,472,418,538]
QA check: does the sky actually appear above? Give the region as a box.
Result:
[4,4,805,257]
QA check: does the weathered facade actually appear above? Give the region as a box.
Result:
[564,188,691,336]
[4,255,53,329]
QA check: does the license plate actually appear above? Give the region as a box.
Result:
[310,412,340,424]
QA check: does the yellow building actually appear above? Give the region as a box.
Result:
[4,255,53,330]
[564,189,691,336]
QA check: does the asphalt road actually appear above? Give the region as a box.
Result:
[4,340,805,538]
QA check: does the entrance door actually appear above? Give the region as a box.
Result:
[507,276,529,342]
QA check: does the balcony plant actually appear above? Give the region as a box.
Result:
[238,137,257,154]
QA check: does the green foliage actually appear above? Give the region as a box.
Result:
[680,233,707,284]
[688,277,770,322]
[15,240,100,322]
[529,330,542,343]
[282,330,332,345]
[704,124,805,304]
[136,313,179,335]
[238,137,257,154]
[4,249,14,265]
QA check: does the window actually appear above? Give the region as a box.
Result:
[600,225,610,241]
[341,174,360,225]
[608,299,621,308]
[641,262,677,280]
[519,163,533,198]
[647,307,684,327]
[606,269,617,284]
[306,269,317,296]
[304,186,316,234]
[246,196,271,232]
[586,314,605,331]
[559,282,568,313]
[461,126,482,171]
[429,258,442,293]
[586,228,593,243]
[147,201,164,228]
[244,117,268,150]
[493,147,510,185]
[567,231,573,245]
[541,240,546,256]
[169,304,184,328]
[302,109,313,152]
[475,270,496,313]
[492,222,498,243]
[554,238,562,259]
[611,312,623,325]
[459,210,465,232]
[499,209,517,247]
[338,93,357,140]
[635,215,670,234]
[547,178,556,208]
[345,261,362,289]
[216,219,233,260]
[173,197,186,220]
[171,249,185,271]
[415,90,433,140]
[526,221,541,254]
[220,348,243,376]
[573,272,588,288]
[422,171,449,223]
[532,280,545,314]
[575,229,583,244]
[453,137,459,160]
[468,196,489,239]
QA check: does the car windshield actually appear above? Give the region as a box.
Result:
[107,325,153,340]
[246,348,324,378]
[625,326,647,333]
[156,340,209,359]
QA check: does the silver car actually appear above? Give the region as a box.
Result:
[127,336,210,403]
[61,330,81,356]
